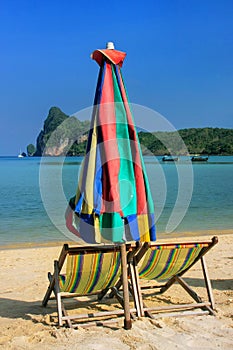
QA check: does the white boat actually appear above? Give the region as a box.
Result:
[18,150,25,158]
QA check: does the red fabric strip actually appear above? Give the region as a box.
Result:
[99,62,121,214]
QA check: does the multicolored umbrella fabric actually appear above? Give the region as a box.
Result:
[66,45,156,244]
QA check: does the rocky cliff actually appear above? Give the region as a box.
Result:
[34,107,90,156]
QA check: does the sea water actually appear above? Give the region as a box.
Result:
[0,156,232,246]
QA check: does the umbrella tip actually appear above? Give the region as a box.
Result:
[106,42,115,50]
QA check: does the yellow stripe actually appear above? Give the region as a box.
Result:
[94,214,101,243]
[83,112,98,214]
[83,254,99,294]
[137,215,150,242]
[60,255,77,292]
[101,252,120,289]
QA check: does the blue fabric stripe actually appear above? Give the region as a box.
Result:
[177,248,195,273]
[88,254,103,293]
[96,62,106,105]
[125,214,140,241]
[79,214,96,244]
[149,213,156,241]
[93,144,102,215]
[139,250,156,276]
[75,192,84,214]
[71,255,84,292]
[106,253,121,287]
[155,249,176,279]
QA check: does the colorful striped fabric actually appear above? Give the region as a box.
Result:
[59,251,121,294]
[67,47,156,244]
[138,243,209,281]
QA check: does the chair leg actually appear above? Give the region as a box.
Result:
[131,258,145,317]
[42,273,55,307]
[201,256,215,311]
[128,261,142,317]
[42,244,68,307]
[160,276,177,293]
[175,275,215,315]
[120,244,132,330]
[108,278,123,299]
[54,260,64,327]
[175,275,203,303]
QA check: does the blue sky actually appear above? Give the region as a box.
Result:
[0,0,233,155]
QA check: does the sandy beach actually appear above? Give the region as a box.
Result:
[0,232,232,350]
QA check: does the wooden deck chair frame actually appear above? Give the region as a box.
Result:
[42,242,140,329]
[130,236,218,319]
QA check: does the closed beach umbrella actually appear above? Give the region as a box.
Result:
[66,42,156,244]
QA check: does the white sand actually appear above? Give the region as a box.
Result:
[0,233,232,349]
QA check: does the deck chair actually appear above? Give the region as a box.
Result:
[42,243,140,329]
[130,236,218,318]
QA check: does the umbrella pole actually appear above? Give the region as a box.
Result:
[120,243,132,329]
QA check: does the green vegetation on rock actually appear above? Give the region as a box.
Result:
[179,128,233,155]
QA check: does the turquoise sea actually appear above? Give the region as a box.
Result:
[0,156,232,246]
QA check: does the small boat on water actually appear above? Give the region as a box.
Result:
[18,150,26,158]
[191,155,208,162]
[162,156,179,162]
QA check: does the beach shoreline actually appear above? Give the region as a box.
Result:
[1,229,232,250]
[0,232,232,349]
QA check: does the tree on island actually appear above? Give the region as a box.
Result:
[27,144,36,156]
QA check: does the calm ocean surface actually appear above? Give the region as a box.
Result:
[0,156,232,246]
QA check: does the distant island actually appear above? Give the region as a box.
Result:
[27,106,233,156]
[29,107,90,156]
[138,128,233,155]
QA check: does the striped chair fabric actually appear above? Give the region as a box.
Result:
[138,242,210,281]
[59,251,121,295]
